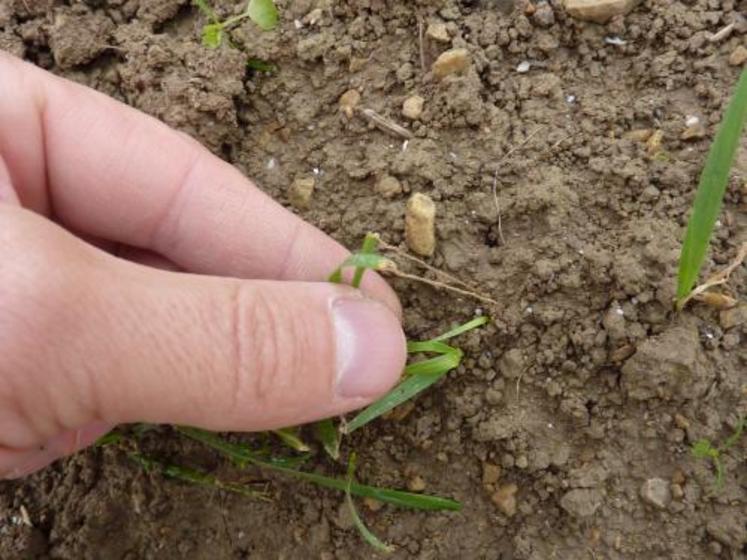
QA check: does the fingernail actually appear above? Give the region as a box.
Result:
[332,297,407,399]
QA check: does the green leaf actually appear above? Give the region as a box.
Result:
[343,350,462,434]
[247,0,278,31]
[313,418,341,460]
[130,452,269,500]
[95,430,124,447]
[178,427,460,511]
[691,439,718,460]
[346,454,395,554]
[352,233,380,289]
[201,23,224,48]
[430,315,489,342]
[272,427,310,452]
[676,68,747,303]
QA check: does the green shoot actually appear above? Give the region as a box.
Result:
[691,417,745,489]
[313,418,341,460]
[676,68,747,308]
[194,0,278,48]
[178,427,460,511]
[131,451,270,500]
[272,427,310,452]
[247,58,276,73]
[346,453,395,554]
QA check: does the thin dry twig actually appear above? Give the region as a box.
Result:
[385,268,499,306]
[417,17,426,75]
[490,125,547,244]
[679,242,747,309]
[377,238,477,292]
[359,108,413,139]
[709,22,734,43]
[491,169,506,246]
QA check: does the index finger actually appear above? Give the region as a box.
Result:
[0,52,400,313]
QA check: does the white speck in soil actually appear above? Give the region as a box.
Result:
[686,115,700,126]
[266,158,277,170]
[402,140,409,152]
[566,94,576,104]
[516,61,531,73]
[604,36,627,45]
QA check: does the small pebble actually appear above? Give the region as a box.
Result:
[491,483,518,517]
[516,61,531,73]
[426,22,450,43]
[288,177,315,209]
[339,89,361,119]
[408,475,426,492]
[640,478,671,509]
[402,95,425,120]
[432,48,470,79]
[405,193,436,257]
[532,3,555,27]
[375,175,403,199]
[720,304,747,330]
[482,463,502,485]
[729,45,747,66]
[681,123,707,141]
[564,0,639,24]
[364,497,383,512]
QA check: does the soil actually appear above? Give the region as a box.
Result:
[2,0,747,558]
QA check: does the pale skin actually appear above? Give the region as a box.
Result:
[0,52,407,478]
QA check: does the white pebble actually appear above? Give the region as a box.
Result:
[516,61,531,73]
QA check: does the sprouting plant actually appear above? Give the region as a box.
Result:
[193,0,278,48]
[99,233,488,552]
[676,68,747,310]
[691,417,745,489]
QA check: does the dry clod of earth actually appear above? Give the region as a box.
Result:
[640,478,672,510]
[720,304,747,329]
[432,48,471,79]
[492,483,518,517]
[563,0,640,23]
[402,95,425,120]
[559,488,604,518]
[288,177,315,209]
[405,192,436,257]
[482,463,502,485]
[426,21,450,43]
[374,175,403,199]
[729,45,747,66]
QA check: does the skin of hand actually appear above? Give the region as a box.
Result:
[0,52,406,479]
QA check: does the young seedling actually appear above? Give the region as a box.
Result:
[691,417,746,489]
[193,0,278,48]
[101,233,487,551]
[676,68,747,310]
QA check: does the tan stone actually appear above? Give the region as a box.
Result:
[426,22,450,43]
[492,483,518,517]
[432,48,470,80]
[729,45,747,67]
[402,95,425,120]
[482,463,501,485]
[405,193,436,256]
[289,177,315,209]
[564,0,639,24]
[408,475,426,492]
[681,123,706,141]
[720,304,747,330]
[339,89,360,119]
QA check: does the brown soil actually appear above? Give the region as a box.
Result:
[2,1,747,558]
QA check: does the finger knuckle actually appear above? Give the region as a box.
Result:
[229,285,303,415]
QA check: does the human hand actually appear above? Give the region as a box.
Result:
[0,53,406,479]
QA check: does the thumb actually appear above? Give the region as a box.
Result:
[0,207,406,454]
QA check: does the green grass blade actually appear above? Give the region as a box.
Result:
[130,452,270,500]
[178,427,460,511]
[352,233,380,289]
[677,68,747,303]
[343,350,462,434]
[346,454,395,554]
[328,253,391,284]
[313,418,341,460]
[247,58,276,73]
[272,428,310,452]
[430,316,490,342]
[247,0,278,30]
[406,340,457,355]
[721,417,745,451]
